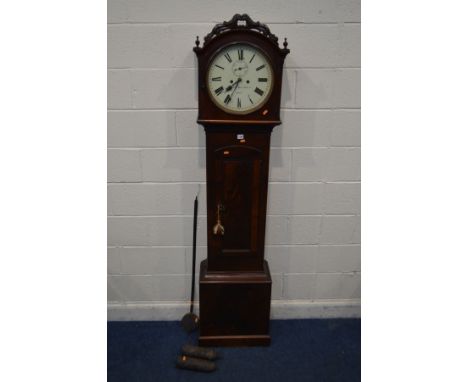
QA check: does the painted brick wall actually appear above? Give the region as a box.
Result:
[108,0,360,319]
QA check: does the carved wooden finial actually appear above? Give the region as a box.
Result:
[193,14,290,57]
[201,14,279,47]
[283,38,288,49]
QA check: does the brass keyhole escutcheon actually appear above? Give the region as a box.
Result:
[213,203,225,235]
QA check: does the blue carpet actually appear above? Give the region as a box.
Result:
[108,319,360,382]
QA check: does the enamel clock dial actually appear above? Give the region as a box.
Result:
[207,44,274,115]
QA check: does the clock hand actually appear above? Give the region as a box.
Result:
[230,78,242,97]
[225,78,241,93]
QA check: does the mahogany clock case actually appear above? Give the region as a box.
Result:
[199,122,274,346]
[193,14,290,347]
[204,126,273,273]
[199,259,272,347]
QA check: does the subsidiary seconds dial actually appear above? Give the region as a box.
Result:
[207,44,273,115]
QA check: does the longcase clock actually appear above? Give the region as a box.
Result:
[193,14,290,347]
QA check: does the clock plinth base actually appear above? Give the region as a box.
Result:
[198,259,272,347]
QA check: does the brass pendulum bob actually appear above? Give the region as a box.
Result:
[213,203,225,235]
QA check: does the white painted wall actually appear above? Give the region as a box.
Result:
[107,0,361,320]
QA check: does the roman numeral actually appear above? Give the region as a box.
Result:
[215,64,224,70]
[212,77,222,81]
[254,87,264,96]
[258,78,268,82]
[224,53,232,63]
[249,54,256,63]
[248,95,254,104]
[214,86,224,96]
[256,64,265,71]
[224,94,231,104]
[237,98,241,108]
[238,49,243,60]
